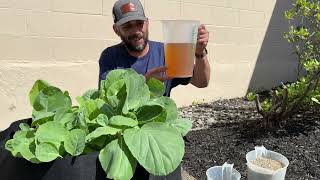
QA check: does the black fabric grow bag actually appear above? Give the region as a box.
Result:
[0,119,182,180]
[0,119,149,180]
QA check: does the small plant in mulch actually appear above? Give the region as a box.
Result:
[4,69,192,180]
[248,0,320,127]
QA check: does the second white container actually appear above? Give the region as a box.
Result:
[246,146,289,180]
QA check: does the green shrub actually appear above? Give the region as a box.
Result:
[250,0,320,126]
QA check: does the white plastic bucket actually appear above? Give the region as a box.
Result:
[206,163,241,180]
[246,146,289,180]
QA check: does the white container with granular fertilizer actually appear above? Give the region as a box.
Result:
[246,146,289,180]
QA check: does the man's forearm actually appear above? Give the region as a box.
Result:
[191,56,211,88]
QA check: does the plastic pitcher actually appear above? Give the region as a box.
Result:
[162,20,199,78]
[246,146,289,180]
[206,162,241,180]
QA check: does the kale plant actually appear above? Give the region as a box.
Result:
[5,69,192,180]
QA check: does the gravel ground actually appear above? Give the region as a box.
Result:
[179,98,320,180]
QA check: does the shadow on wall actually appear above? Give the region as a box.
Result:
[248,0,298,93]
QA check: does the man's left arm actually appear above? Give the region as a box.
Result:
[190,24,211,88]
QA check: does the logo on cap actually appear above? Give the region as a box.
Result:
[121,3,137,14]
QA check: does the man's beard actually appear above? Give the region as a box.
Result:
[121,31,149,52]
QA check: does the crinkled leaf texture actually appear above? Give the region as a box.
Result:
[100,69,127,99]
[64,129,86,156]
[5,130,40,163]
[29,80,72,127]
[29,80,50,107]
[32,86,71,112]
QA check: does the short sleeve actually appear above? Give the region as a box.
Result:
[170,77,192,89]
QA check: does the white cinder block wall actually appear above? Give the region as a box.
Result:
[0,0,296,130]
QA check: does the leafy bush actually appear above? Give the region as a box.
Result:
[250,0,320,126]
[5,69,192,180]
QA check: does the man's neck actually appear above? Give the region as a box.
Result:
[126,42,150,58]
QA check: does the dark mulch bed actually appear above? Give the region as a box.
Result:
[180,98,320,180]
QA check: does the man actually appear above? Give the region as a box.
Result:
[99,0,210,96]
[98,0,210,179]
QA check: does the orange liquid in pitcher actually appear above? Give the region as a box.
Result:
[165,43,195,78]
